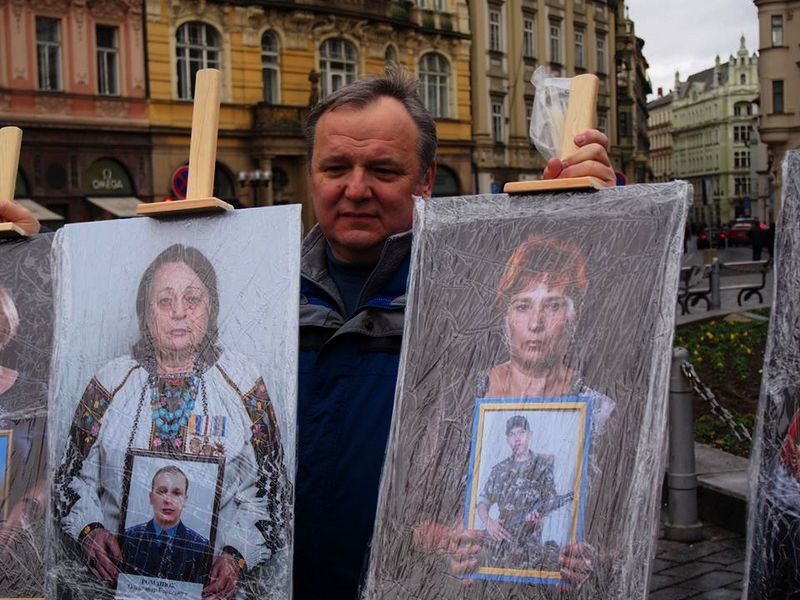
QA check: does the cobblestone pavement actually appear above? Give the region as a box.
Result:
[650,521,745,600]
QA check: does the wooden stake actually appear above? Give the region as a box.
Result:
[138,69,232,216]
[0,126,27,237]
[505,73,604,194]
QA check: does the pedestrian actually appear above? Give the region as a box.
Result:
[752,223,764,261]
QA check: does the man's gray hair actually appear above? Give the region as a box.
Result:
[151,464,189,495]
[304,68,438,181]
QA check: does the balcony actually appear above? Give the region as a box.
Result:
[253,103,309,134]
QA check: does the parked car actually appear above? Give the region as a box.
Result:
[728,218,766,246]
[696,227,728,250]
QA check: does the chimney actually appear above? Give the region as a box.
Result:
[658,87,663,97]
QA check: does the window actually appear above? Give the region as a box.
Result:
[525,97,533,137]
[772,15,783,46]
[735,176,750,196]
[597,110,607,134]
[385,45,397,68]
[489,10,502,52]
[772,80,784,114]
[619,111,630,137]
[523,18,535,58]
[492,100,504,143]
[176,22,220,100]
[549,21,562,64]
[596,32,607,73]
[574,30,585,68]
[734,151,750,169]
[261,31,280,104]
[36,17,61,91]
[96,25,119,95]
[740,73,746,85]
[419,53,449,118]
[734,102,752,117]
[320,38,357,98]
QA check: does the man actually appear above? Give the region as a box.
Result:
[476,415,560,571]
[120,465,211,584]
[5,69,616,599]
[295,70,615,599]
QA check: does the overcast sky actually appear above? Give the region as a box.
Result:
[625,0,759,99]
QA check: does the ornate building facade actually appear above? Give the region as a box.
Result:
[0,0,150,223]
[672,37,762,226]
[646,90,673,183]
[753,0,800,220]
[469,0,647,192]
[145,0,472,231]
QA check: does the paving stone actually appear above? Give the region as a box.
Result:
[649,573,684,592]
[680,571,742,592]
[658,561,718,581]
[694,588,742,599]
[652,557,680,573]
[701,548,747,566]
[648,587,699,600]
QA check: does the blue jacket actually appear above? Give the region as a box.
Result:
[120,519,211,584]
[294,226,411,600]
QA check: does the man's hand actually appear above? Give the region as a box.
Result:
[203,552,241,599]
[81,527,121,584]
[0,201,40,234]
[484,516,512,543]
[444,520,481,578]
[559,541,595,587]
[542,129,616,188]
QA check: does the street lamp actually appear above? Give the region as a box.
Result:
[237,169,272,207]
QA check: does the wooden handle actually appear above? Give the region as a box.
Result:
[559,74,599,160]
[0,126,22,203]
[186,69,220,201]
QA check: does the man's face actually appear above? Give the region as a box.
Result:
[149,471,187,529]
[506,426,531,460]
[310,96,435,263]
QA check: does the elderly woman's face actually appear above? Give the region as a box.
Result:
[146,261,210,358]
[505,278,574,371]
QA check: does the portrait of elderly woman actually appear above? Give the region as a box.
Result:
[54,244,289,599]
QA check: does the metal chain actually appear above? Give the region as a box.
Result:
[680,360,753,443]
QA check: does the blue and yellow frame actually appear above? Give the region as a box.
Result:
[0,429,11,521]
[463,396,593,585]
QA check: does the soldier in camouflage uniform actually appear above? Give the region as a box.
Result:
[476,415,559,571]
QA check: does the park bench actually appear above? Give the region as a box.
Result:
[679,259,771,314]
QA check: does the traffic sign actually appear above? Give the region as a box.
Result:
[171,166,189,199]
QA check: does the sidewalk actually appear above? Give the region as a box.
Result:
[650,443,750,599]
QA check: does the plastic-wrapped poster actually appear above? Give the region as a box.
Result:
[0,233,53,598]
[745,151,800,599]
[48,207,300,599]
[366,183,690,599]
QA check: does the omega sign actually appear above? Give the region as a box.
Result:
[92,168,124,191]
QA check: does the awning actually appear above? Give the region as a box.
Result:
[86,196,142,218]
[16,199,64,221]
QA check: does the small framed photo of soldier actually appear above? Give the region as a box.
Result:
[464,398,592,584]
[115,449,224,600]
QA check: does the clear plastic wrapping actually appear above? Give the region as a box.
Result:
[529,66,572,161]
[0,233,53,598]
[365,183,691,599]
[744,151,800,598]
[46,207,300,599]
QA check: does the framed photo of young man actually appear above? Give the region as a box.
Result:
[115,449,224,600]
[464,398,592,584]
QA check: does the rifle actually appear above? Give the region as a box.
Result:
[500,492,574,532]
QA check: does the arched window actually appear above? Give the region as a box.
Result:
[262,31,280,104]
[419,52,449,118]
[320,38,357,98]
[740,73,746,85]
[385,45,397,68]
[176,22,220,100]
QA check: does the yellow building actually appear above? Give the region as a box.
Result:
[145,0,473,231]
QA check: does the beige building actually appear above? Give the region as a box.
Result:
[145,0,473,231]
[647,91,673,182]
[469,0,620,192]
[671,37,761,226]
[753,0,800,220]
